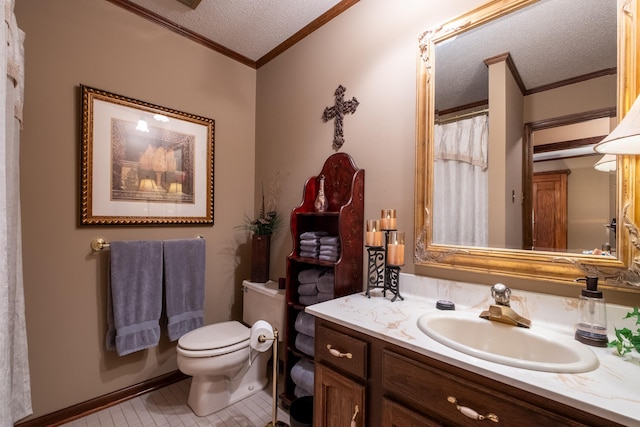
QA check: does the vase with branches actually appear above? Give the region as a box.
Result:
[242,172,287,282]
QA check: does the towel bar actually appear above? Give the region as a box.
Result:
[91,235,204,252]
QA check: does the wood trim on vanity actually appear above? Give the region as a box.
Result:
[315,319,623,427]
[15,371,188,427]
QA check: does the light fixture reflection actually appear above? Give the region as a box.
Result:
[136,119,150,132]
[594,95,640,154]
[594,154,617,172]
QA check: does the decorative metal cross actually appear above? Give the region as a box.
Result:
[322,85,359,151]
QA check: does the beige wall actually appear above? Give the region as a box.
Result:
[256,0,640,305]
[486,58,524,248]
[14,0,640,421]
[256,0,487,278]
[16,0,256,419]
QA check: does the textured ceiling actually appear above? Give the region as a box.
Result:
[119,0,616,93]
[126,0,343,63]
[434,0,617,112]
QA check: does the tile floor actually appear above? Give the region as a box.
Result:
[60,378,291,427]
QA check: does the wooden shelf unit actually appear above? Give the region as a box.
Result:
[281,153,364,407]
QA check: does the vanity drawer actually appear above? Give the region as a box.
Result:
[315,323,367,380]
[382,398,440,427]
[382,350,574,426]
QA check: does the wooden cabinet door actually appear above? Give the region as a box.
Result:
[532,170,569,251]
[314,363,365,427]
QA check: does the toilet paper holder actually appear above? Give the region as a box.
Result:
[252,324,288,427]
[258,329,279,344]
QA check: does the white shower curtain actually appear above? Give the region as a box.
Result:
[0,0,31,424]
[433,114,489,247]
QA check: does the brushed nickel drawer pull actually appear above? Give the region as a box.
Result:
[327,344,353,359]
[448,396,499,423]
[350,404,359,427]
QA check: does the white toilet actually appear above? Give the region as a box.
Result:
[176,280,285,417]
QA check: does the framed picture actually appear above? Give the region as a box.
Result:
[80,85,214,225]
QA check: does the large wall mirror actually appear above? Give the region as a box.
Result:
[415,0,640,288]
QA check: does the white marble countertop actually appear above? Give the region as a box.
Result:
[305,274,640,426]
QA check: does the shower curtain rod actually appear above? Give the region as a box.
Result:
[90,235,204,252]
[435,108,489,125]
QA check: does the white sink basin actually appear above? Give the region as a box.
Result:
[417,310,599,373]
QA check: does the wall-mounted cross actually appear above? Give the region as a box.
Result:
[322,85,359,151]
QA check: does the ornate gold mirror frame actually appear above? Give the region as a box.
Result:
[415,0,640,288]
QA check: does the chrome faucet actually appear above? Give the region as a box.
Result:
[479,283,531,328]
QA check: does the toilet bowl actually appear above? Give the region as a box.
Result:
[176,280,285,417]
[177,320,270,416]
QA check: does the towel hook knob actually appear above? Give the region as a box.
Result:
[91,237,108,252]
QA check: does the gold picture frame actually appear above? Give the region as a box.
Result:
[80,85,214,225]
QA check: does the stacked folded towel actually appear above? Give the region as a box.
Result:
[319,235,340,262]
[295,311,316,337]
[299,231,328,258]
[316,271,335,302]
[297,268,322,305]
[291,359,314,397]
[293,308,316,357]
[297,268,336,305]
[295,331,315,357]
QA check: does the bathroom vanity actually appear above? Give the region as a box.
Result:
[306,275,640,426]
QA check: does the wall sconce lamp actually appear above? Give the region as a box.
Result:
[594,154,617,172]
[595,95,640,154]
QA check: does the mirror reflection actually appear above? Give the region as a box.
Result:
[431,0,617,255]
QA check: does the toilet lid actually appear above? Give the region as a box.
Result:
[178,320,249,351]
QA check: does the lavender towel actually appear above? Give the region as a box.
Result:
[316,273,334,294]
[300,231,328,239]
[295,311,316,337]
[299,251,318,258]
[107,240,163,356]
[298,283,318,296]
[295,333,315,357]
[291,359,315,394]
[317,292,334,303]
[319,254,339,262]
[319,236,340,245]
[300,239,320,247]
[319,248,340,256]
[163,238,206,342]
[299,295,318,306]
[298,268,324,284]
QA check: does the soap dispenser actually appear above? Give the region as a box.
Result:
[574,276,608,347]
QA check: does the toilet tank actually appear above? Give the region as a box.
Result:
[242,280,285,341]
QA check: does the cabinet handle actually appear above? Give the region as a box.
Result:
[350,404,359,427]
[326,344,353,359]
[447,396,499,423]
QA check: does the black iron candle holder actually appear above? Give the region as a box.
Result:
[365,229,404,302]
